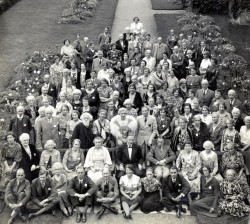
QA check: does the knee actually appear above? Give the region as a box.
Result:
[18,192,26,199]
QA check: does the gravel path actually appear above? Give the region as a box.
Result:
[111,0,185,42]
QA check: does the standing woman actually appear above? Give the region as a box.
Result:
[130,17,143,35]
[156,108,171,139]
[204,58,219,91]
[19,133,40,181]
[190,166,220,217]
[141,167,163,213]
[0,132,22,197]
[120,164,142,219]
[97,78,113,106]
[143,83,157,105]
[127,34,138,59]
[61,39,75,57]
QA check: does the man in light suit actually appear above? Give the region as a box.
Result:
[224,89,242,114]
[67,166,97,223]
[8,105,32,142]
[27,168,58,218]
[35,86,55,109]
[152,37,169,64]
[96,167,119,219]
[98,27,111,46]
[116,135,144,179]
[36,107,60,150]
[196,79,215,107]
[137,106,157,159]
[38,74,57,105]
[92,50,110,73]
[147,137,176,181]
[5,168,31,224]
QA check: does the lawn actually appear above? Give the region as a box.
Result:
[0,0,118,91]
[151,0,183,10]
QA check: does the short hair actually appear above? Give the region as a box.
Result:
[201,79,209,85]
[228,89,236,95]
[61,104,70,112]
[52,162,63,171]
[146,167,154,173]
[72,139,81,146]
[59,91,66,97]
[41,85,49,91]
[193,114,201,122]
[200,165,212,175]
[26,95,35,102]
[63,39,70,44]
[244,116,250,123]
[170,166,178,172]
[5,131,15,141]
[19,133,30,142]
[71,110,79,118]
[45,107,54,114]
[118,107,127,114]
[125,164,135,173]
[133,16,140,21]
[44,139,56,149]
[231,107,241,115]
[38,106,46,114]
[93,136,104,143]
[203,141,214,150]
[76,165,85,171]
[101,78,109,85]
[16,105,24,111]
[39,167,48,176]
[202,105,209,112]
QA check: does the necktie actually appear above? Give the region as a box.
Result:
[79,180,82,192]
[41,183,46,195]
[230,100,233,106]
[47,156,52,170]
[99,59,102,65]
[144,116,147,124]
[203,90,206,97]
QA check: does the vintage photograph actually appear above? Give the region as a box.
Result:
[0,0,250,223]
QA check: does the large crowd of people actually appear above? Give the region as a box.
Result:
[1,16,250,224]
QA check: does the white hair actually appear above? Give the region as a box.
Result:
[232,107,241,115]
[203,141,214,150]
[228,89,236,95]
[44,139,56,149]
[80,112,93,121]
[38,106,46,114]
[16,105,24,111]
[19,133,30,142]
[26,95,35,102]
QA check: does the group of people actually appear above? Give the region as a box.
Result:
[1,16,250,223]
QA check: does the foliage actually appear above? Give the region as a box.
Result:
[59,0,99,24]
[192,0,228,14]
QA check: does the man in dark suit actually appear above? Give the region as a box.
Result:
[27,168,58,218]
[8,105,32,143]
[147,137,176,181]
[195,40,210,67]
[115,135,144,179]
[85,42,98,73]
[160,166,191,218]
[5,168,31,224]
[116,34,128,55]
[95,167,119,219]
[98,27,111,46]
[170,46,185,80]
[35,86,55,109]
[67,166,97,223]
[38,74,57,106]
[224,89,242,114]
[196,79,215,107]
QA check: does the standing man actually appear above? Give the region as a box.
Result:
[67,166,97,223]
[96,167,119,219]
[152,37,169,64]
[5,168,31,224]
[116,33,128,55]
[196,79,215,107]
[160,166,191,218]
[170,46,185,80]
[92,50,109,73]
[98,27,112,46]
[35,86,55,109]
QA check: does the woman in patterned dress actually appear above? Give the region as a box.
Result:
[141,167,163,213]
[0,132,22,197]
[97,78,113,107]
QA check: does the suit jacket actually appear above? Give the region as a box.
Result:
[38,83,57,104]
[162,174,190,199]
[170,53,185,68]
[147,145,176,165]
[96,176,119,200]
[92,57,110,73]
[137,115,157,145]
[85,48,98,71]
[5,178,31,206]
[196,46,210,66]
[30,177,52,205]
[124,92,144,111]
[208,123,224,151]
[152,43,169,60]
[8,115,32,141]
[20,144,40,181]
[36,116,60,149]
[98,33,112,46]
[116,39,128,54]
[196,88,215,107]
[224,99,242,114]
[35,95,55,109]
[67,176,97,196]
[116,143,144,166]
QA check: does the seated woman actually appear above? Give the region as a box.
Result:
[220,118,241,152]
[120,164,142,219]
[141,167,163,213]
[62,139,84,179]
[210,89,225,112]
[221,142,246,182]
[151,64,166,90]
[176,142,201,203]
[0,132,22,197]
[172,88,184,112]
[157,82,173,102]
[40,140,61,174]
[185,89,198,109]
[97,78,113,107]
[190,166,220,217]
[218,169,250,217]
[156,108,171,139]
[186,69,202,94]
[50,162,72,217]
[84,136,112,184]
[65,110,81,148]
[200,141,222,181]
[110,107,138,145]
[200,106,212,126]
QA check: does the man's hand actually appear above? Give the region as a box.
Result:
[138,164,142,170]
[39,199,48,207]
[31,165,36,171]
[209,208,215,213]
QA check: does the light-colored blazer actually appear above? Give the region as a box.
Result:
[92,57,109,73]
[137,115,157,145]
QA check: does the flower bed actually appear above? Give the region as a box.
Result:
[59,0,100,24]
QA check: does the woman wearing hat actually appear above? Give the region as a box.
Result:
[120,164,142,219]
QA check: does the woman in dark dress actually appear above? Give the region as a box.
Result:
[141,167,163,213]
[190,166,220,217]
[204,59,219,91]
[19,133,40,181]
[156,108,171,139]
[71,89,83,115]
[232,107,244,132]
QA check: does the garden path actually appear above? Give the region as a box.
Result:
[111,0,185,41]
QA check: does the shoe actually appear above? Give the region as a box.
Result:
[176,208,181,218]
[76,213,81,223]
[128,214,132,219]
[68,207,73,216]
[82,213,86,223]
[180,207,187,213]
[7,217,14,224]
[62,208,69,217]
[97,208,106,219]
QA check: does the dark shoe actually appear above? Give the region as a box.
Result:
[180,207,187,213]
[76,213,81,223]
[97,208,106,219]
[128,214,132,219]
[82,213,86,223]
[28,213,36,219]
[103,205,118,215]
[176,208,181,218]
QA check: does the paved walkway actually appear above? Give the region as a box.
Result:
[111,0,185,41]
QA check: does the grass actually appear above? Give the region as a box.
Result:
[151,0,183,10]
[0,0,118,91]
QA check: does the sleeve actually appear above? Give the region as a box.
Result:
[86,177,97,196]
[14,144,22,163]
[39,151,46,168]
[146,147,158,165]
[66,178,76,196]
[21,181,31,205]
[212,179,220,208]
[149,117,157,143]
[31,182,41,206]
[62,150,69,168]
[180,175,191,196]
[36,120,43,149]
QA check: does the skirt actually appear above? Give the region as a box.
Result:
[121,195,141,206]
[141,191,163,213]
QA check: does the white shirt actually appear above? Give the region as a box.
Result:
[127,145,132,160]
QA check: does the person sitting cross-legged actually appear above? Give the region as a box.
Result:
[27,167,59,219]
[95,167,119,219]
[67,166,97,223]
[5,168,31,224]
